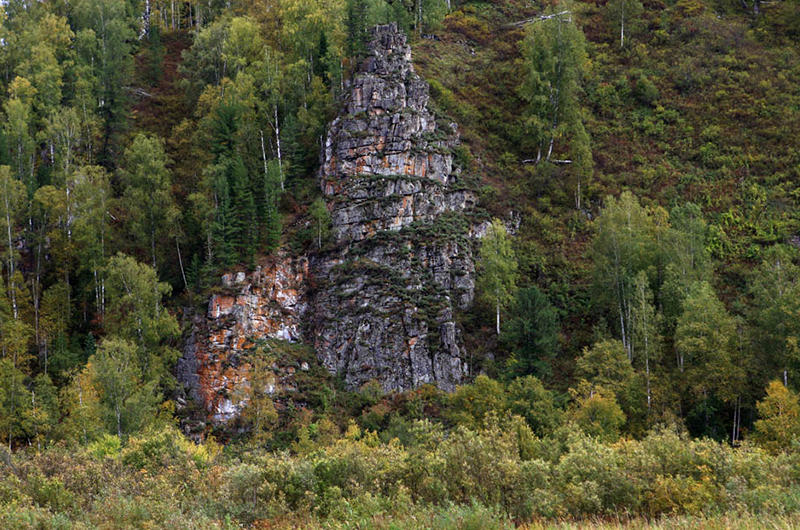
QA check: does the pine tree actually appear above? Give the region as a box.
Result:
[346,0,368,57]
[503,286,559,379]
[120,133,179,272]
[262,159,283,251]
[229,155,257,265]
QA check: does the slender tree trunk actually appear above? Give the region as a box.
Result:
[143,0,151,38]
[33,234,42,356]
[176,237,187,289]
[4,189,17,319]
[116,402,122,439]
[620,10,625,48]
[260,129,269,180]
[151,228,157,272]
[644,334,651,413]
[496,299,501,336]
[273,105,284,191]
[618,299,628,359]
[78,385,86,444]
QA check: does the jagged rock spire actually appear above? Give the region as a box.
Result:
[313,24,477,392]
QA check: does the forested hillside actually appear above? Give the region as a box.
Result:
[2,0,800,527]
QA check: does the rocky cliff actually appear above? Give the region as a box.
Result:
[176,255,309,423]
[178,23,478,423]
[312,23,477,392]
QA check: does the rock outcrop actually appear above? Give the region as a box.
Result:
[312,23,477,392]
[176,254,309,423]
[178,23,478,423]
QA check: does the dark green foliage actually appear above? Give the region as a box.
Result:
[262,159,283,252]
[346,0,369,57]
[632,73,659,106]
[144,25,165,86]
[72,0,135,168]
[503,286,560,379]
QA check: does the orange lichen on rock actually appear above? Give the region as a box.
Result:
[178,253,309,423]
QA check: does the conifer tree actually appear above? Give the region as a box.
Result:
[120,133,179,272]
[503,286,559,379]
[262,159,283,251]
[346,0,369,57]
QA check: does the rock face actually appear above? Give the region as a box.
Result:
[176,254,309,423]
[178,23,478,422]
[312,23,477,392]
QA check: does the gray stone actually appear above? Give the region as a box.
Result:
[178,24,481,425]
[312,23,477,392]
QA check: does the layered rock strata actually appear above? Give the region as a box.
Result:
[312,23,477,392]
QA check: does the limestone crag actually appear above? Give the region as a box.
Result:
[177,23,479,422]
[177,255,308,422]
[313,23,477,392]
[321,23,474,243]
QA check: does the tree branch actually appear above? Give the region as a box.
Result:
[502,11,572,29]
[522,159,573,165]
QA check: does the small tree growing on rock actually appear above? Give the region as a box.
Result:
[309,198,331,250]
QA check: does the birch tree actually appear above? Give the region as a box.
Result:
[607,0,643,49]
[0,168,26,327]
[520,8,587,164]
[749,245,800,388]
[90,337,157,439]
[478,219,518,335]
[631,271,660,414]
[592,192,660,360]
[308,198,331,250]
[104,254,179,387]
